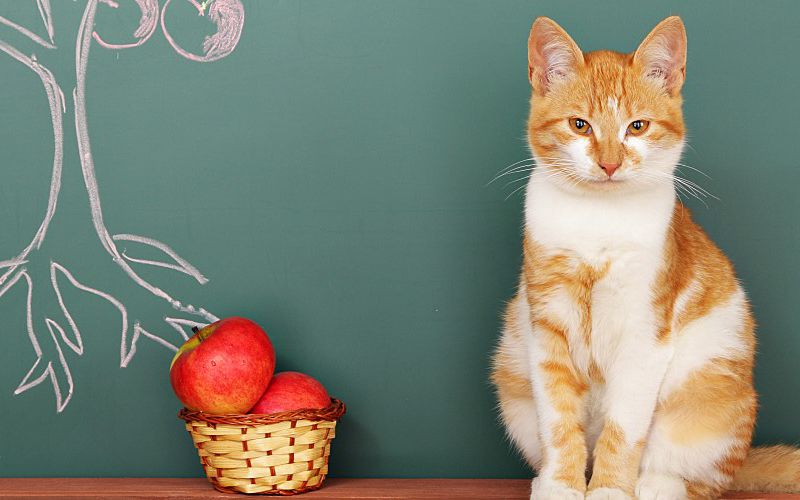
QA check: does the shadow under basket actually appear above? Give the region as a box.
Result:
[178,398,346,495]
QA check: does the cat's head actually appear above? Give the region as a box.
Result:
[526,16,686,193]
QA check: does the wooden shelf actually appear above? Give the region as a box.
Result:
[0,478,796,499]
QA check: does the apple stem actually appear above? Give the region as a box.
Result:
[191,326,204,342]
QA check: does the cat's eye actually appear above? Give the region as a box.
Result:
[569,118,592,135]
[627,120,650,136]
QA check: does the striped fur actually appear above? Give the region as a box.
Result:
[491,16,800,500]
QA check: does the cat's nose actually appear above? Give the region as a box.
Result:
[599,162,620,178]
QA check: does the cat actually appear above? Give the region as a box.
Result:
[490,16,800,500]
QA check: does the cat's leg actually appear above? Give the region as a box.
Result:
[524,313,589,500]
[635,473,736,500]
[636,358,756,500]
[586,325,672,499]
[494,291,587,499]
[636,288,757,500]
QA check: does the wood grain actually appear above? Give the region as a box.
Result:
[0,478,796,499]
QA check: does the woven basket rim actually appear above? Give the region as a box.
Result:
[178,397,345,426]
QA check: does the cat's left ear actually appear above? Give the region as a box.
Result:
[633,16,687,95]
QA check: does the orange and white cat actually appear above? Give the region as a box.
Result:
[491,16,800,500]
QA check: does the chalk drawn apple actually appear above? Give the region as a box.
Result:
[0,0,245,412]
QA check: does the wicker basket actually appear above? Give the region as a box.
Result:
[178,398,346,495]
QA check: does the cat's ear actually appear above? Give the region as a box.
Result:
[633,16,687,95]
[528,17,584,94]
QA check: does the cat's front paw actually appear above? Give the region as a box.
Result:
[635,473,686,500]
[586,487,631,500]
[530,477,584,500]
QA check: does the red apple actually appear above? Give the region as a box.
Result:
[170,317,275,414]
[249,371,330,414]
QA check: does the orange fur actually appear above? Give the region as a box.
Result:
[527,48,685,186]
[731,446,800,493]
[523,239,591,491]
[588,421,645,495]
[491,14,800,499]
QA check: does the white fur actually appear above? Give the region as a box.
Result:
[586,487,631,500]
[636,473,687,500]
[525,167,675,254]
[514,153,679,490]
[501,397,542,467]
[565,136,597,176]
[641,422,737,488]
[531,476,584,500]
[538,29,579,87]
[607,97,619,114]
[659,287,749,397]
[542,39,574,81]
[496,293,543,468]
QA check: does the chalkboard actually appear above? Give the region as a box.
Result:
[1,0,799,479]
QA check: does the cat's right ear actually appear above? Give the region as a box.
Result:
[633,16,687,96]
[528,17,584,94]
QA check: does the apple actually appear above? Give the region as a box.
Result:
[170,317,275,414]
[249,371,331,414]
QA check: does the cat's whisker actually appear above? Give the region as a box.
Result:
[527,169,568,189]
[675,163,711,179]
[488,158,534,185]
[493,157,534,177]
[676,177,717,200]
[632,170,707,206]
[682,142,699,155]
[487,164,536,186]
[673,179,703,198]
[502,172,535,189]
[673,175,717,201]
[505,182,529,200]
[633,168,717,204]
[671,179,710,208]
[491,159,578,187]
[484,164,534,187]
[545,169,584,190]
[503,167,574,198]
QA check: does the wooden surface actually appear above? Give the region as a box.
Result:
[0,478,797,499]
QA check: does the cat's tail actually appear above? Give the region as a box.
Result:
[729,445,800,493]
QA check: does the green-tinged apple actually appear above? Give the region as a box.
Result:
[170,317,275,414]
[249,371,330,414]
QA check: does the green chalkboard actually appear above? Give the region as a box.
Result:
[0,0,798,479]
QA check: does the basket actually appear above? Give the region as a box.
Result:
[178,398,346,495]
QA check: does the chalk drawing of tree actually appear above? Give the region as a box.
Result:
[0,0,244,412]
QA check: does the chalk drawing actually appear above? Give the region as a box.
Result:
[161,0,244,62]
[0,0,244,412]
[0,0,56,49]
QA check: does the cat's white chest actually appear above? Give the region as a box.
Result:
[524,177,675,259]
[590,252,661,344]
[524,178,675,379]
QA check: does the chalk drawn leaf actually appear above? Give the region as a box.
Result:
[15,331,74,413]
[125,322,179,362]
[0,268,73,412]
[161,0,244,62]
[50,261,130,362]
[93,0,158,49]
[0,258,28,272]
[112,233,209,285]
[0,0,56,49]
